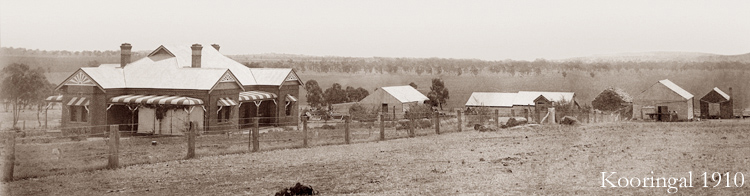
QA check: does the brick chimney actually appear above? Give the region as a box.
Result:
[120,43,132,67]
[729,87,733,100]
[191,44,202,68]
[211,44,220,51]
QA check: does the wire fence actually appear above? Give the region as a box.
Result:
[0,110,470,181]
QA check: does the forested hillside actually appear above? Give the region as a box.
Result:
[2,47,749,110]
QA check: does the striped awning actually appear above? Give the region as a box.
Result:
[45,95,63,102]
[285,94,297,102]
[217,97,238,106]
[109,95,204,106]
[67,97,90,106]
[238,91,277,102]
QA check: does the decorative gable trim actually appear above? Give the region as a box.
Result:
[279,70,304,89]
[66,71,95,85]
[55,69,105,92]
[209,70,245,93]
[219,72,236,83]
[147,45,176,57]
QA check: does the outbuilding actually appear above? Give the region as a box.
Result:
[699,87,733,119]
[465,91,577,122]
[358,85,429,118]
[632,79,694,121]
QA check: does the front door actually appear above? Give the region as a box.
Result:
[657,106,668,121]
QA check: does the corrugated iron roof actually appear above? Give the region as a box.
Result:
[658,79,693,100]
[249,68,296,85]
[465,92,516,107]
[62,44,301,91]
[81,66,125,89]
[380,86,429,103]
[712,87,730,100]
[159,44,259,86]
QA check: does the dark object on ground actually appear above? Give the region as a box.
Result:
[478,125,497,132]
[560,116,579,125]
[320,124,336,129]
[275,182,318,196]
[505,118,526,128]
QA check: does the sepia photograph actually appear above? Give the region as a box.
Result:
[1,0,749,195]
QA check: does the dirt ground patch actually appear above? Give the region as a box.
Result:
[3,120,750,195]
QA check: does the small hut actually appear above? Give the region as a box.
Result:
[699,87,733,119]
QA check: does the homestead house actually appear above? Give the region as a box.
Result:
[47,43,302,135]
[465,91,577,122]
[699,87,733,119]
[632,79,694,121]
[357,85,429,119]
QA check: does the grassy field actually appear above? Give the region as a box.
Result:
[4,115,460,180]
[3,120,749,195]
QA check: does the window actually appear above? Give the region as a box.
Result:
[218,106,231,123]
[69,106,88,122]
[70,106,78,121]
[285,101,293,116]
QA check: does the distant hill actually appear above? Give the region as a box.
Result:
[562,51,750,63]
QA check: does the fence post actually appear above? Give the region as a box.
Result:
[379,113,385,141]
[302,116,308,148]
[344,116,351,144]
[253,118,260,152]
[108,125,120,169]
[2,132,15,182]
[186,122,195,159]
[434,111,440,134]
[494,110,499,127]
[457,110,462,132]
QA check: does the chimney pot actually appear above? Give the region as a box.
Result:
[191,44,202,68]
[120,43,132,68]
[211,44,220,51]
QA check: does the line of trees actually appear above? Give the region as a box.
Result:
[234,57,750,76]
[304,80,369,109]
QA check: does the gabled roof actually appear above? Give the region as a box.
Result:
[658,79,693,100]
[712,87,730,100]
[155,44,258,86]
[464,91,575,107]
[514,91,575,106]
[56,44,305,92]
[249,68,303,86]
[380,86,429,103]
[465,92,516,107]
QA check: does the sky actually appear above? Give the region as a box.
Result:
[1,0,749,61]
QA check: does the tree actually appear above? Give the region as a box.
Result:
[408,82,418,89]
[427,78,449,110]
[304,80,324,108]
[324,83,347,106]
[345,86,369,102]
[1,63,52,128]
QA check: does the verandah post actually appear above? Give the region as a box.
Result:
[253,117,260,152]
[108,125,120,169]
